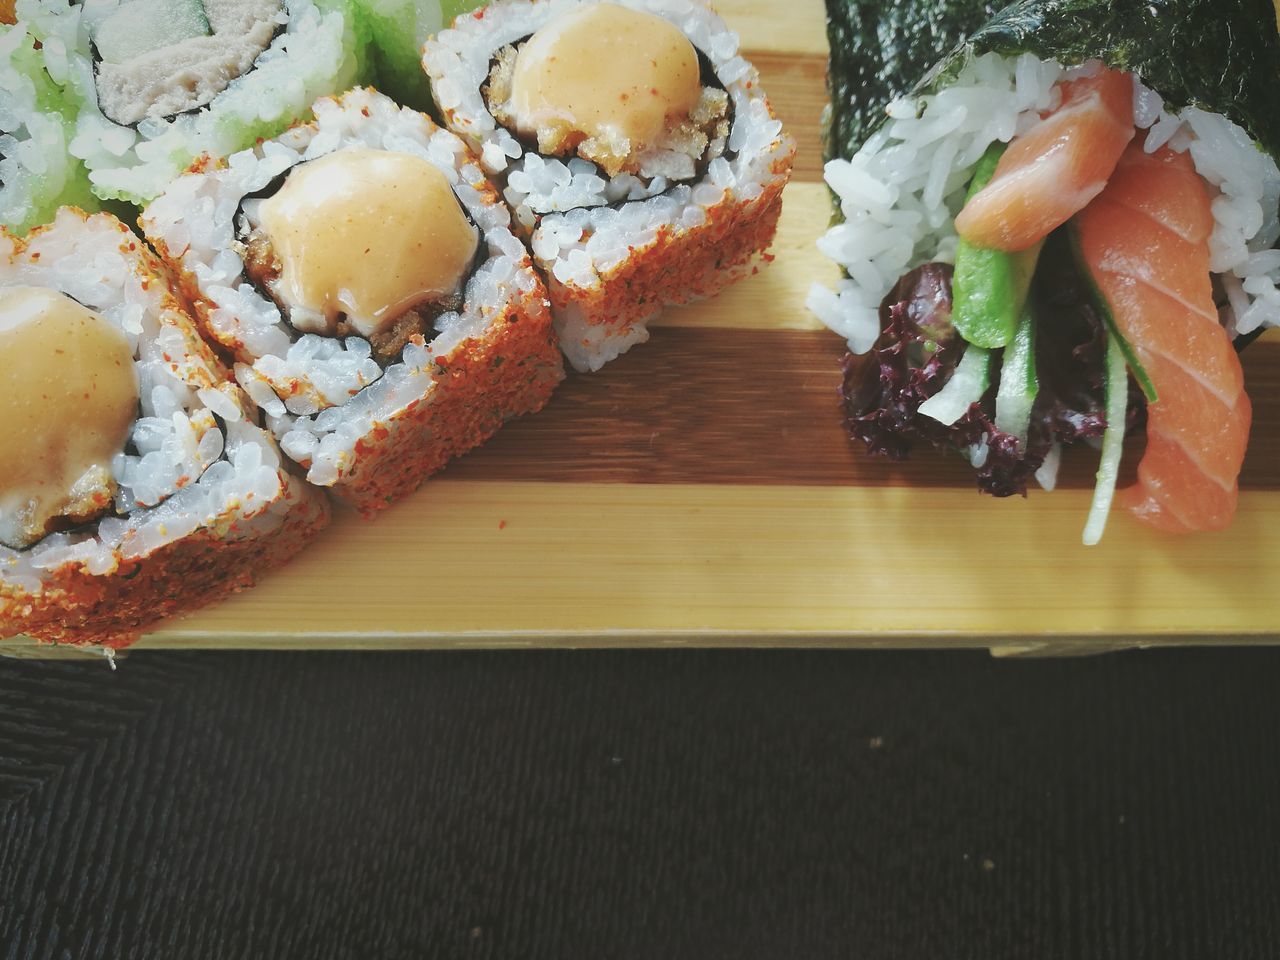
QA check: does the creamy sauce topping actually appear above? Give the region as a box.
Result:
[257,148,480,339]
[0,286,138,549]
[508,3,702,152]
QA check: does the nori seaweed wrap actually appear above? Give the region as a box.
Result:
[810,0,1280,541]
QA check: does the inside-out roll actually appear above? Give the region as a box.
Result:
[809,0,1280,541]
[142,87,564,515]
[346,0,480,110]
[14,0,369,205]
[0,208,329,647]
[424,0,795,372]
[1,19,99,232]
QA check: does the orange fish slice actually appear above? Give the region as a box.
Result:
[956,67,1135,252]
[1076,144,1251,533]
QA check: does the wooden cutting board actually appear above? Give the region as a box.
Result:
[5,0,1279,657]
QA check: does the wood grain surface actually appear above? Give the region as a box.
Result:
[5,0,1279,655]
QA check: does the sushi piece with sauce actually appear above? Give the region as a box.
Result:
[15,0,369,205]
[424,0,795,372]
[809,0,1280,542]
[0,208,329,648]
[1,16,99,232]
[142,87,564,515]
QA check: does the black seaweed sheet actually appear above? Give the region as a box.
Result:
[824,0,1000,162]
[826,0,1280,162]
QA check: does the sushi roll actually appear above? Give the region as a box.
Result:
[0,208,329,647]
[810,0,1280,542]
[348,0,480,110]
[15,0,369,205]
[1,18,99,233]
[424,0,795,372]
[142,88,564,515]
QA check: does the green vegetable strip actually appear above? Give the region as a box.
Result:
[994,306,1038,449]
[1067,223,1157,403]
[952,143,1044,349]
[1082,332,1129,546]
[93,0,212,65]
[918,344,991,426]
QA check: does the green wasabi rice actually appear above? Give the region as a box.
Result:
[1,22,99,233]
[16,0,373,206]
[351,0,480,111]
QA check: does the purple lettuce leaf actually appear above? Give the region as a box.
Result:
[840,232,1143,497]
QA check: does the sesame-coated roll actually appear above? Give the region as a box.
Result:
[424,0,795,372]
[0,208,329,648]
[142,88,564,515]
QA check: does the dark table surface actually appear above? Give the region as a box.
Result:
[2,647,1278,959]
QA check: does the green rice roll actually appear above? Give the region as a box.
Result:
[16,0,369,205]
[0,20,98,232]
[349,0,479,111]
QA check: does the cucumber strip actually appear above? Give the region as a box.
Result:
[918,344,990,426]
[1035,440,1063,492]
[1082,333,1129,546]
[952,144,1045,350]
[1067,223,1158,403]
[994,305,1038,449]
[93,0,211,65]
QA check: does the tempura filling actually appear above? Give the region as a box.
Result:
[235,148,484,364]
[483,4,730,182]
[0,287,139,550]
[88,0,285,126]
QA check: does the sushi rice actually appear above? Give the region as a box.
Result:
[349,0,480,110]
[0,208,329,646]
[424,0,795,372]
[808,53,1280,355]
[142,87,563,513]
[0,21,98,233]
[15,0,369,205]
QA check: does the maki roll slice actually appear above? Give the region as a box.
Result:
[347,0,480,110]
[424,0,796,372]
[1,16,99,232]
[0,208,329,647]
[142,88,564,515]
[810,0,1280,542]
[16,0,368,204]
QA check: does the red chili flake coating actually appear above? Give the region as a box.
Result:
[2,487,329,648]
[541,159,791,347]
[0,209,331,648]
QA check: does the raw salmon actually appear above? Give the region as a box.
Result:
[955,67,1135,252]
[1076,144,1251,533]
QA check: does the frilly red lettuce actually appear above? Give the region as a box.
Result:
[840,233,1144,496]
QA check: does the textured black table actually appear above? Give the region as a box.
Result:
[2,647,1279,958]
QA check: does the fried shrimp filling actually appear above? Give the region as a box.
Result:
[0,286,138,550]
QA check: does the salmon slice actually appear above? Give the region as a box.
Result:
[1076,144,1251,533]
[955,67,1134,252]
